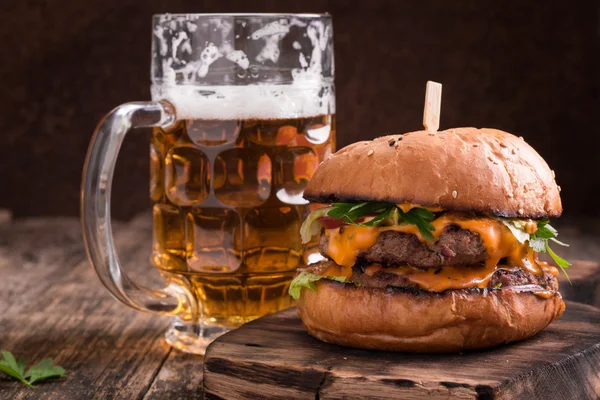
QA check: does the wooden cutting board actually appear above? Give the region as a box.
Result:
[202,300,600,399]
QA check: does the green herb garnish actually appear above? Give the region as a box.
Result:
[326,202,393,225]
[500,218,571,282]
[326,202,436,241]
[530,220,571,282]
[396,207,436,242]
[289,271,347,299]
[0,351,65,388]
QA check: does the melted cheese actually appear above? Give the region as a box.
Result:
[315,261,556,297]
[316,262,355,281]
[539,261,559,277]
[315,262,498,292]
[325,212,543,276]
[397,202,445,213]
[365,264,499,292]
[325,225,380,268]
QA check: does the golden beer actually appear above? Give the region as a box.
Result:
[150,114,335,327]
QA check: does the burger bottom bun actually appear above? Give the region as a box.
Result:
[295,280,565,353]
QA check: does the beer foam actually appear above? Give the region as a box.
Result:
[151,82,335,120]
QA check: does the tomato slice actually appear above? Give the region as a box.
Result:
[317,215,371,229]
[317,217,345,229]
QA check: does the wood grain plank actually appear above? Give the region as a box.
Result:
[0,214,173,399]
[0,312,170,399]
[203,302,600,400]
[557,260,600,308]
[143,351,204,400]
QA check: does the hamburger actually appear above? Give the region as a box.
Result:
[289,127,569,353]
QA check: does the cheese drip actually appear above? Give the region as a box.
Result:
[324,212,542,276]
[318,262,498,292]
[314,261,558,296]
[324,225,379,268]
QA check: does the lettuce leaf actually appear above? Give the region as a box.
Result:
[288,271,347,300]
[499,217,571,282]
[299,207,333,244]
[498,218,530,244]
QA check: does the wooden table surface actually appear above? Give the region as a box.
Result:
[0,211,599,399]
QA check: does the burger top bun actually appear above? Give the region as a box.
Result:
[304,128,562,219]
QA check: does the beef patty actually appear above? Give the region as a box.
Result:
[351,264,557,291]
[304,261,558,292]
[319,225,487,269]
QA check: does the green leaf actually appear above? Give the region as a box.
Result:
[1,351,19,373]
[0,351,65,389]
[543,222,558,237]
[299,206,333,244]
[25,359,65,385]
[288,271,346,300]
[325,203,437,241]
[0,351,33,388]
[522,220,572,283]
[17,357,26,377]
[408,207,435,221]
[327,202,393,226]
[358,207,393,227]
[546,242,571,269]
[347,202,370,213]
[536,219,549,229]
[0,364,32,388]
[345,202,390,223]
[0,363,24,383]
[389,207,400,225]
[546,242,571,283]
[534,226,556,239]
[499,217,572,283]
[327,203,354,219]
[398,208,436,242]
[416,223,435,242]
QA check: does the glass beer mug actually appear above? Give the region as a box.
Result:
[81,13,335,354]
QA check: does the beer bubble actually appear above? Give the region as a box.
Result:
[187,22,198,32]
[236,67,247,79]
[225,50,249,69]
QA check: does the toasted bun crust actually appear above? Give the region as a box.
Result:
[304,128,562,218]
[296,279,565,352]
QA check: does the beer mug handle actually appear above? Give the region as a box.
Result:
[81,101,193,315]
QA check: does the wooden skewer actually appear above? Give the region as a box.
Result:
[423,81,442,134]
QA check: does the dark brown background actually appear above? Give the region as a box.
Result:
[1,0,598,220]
